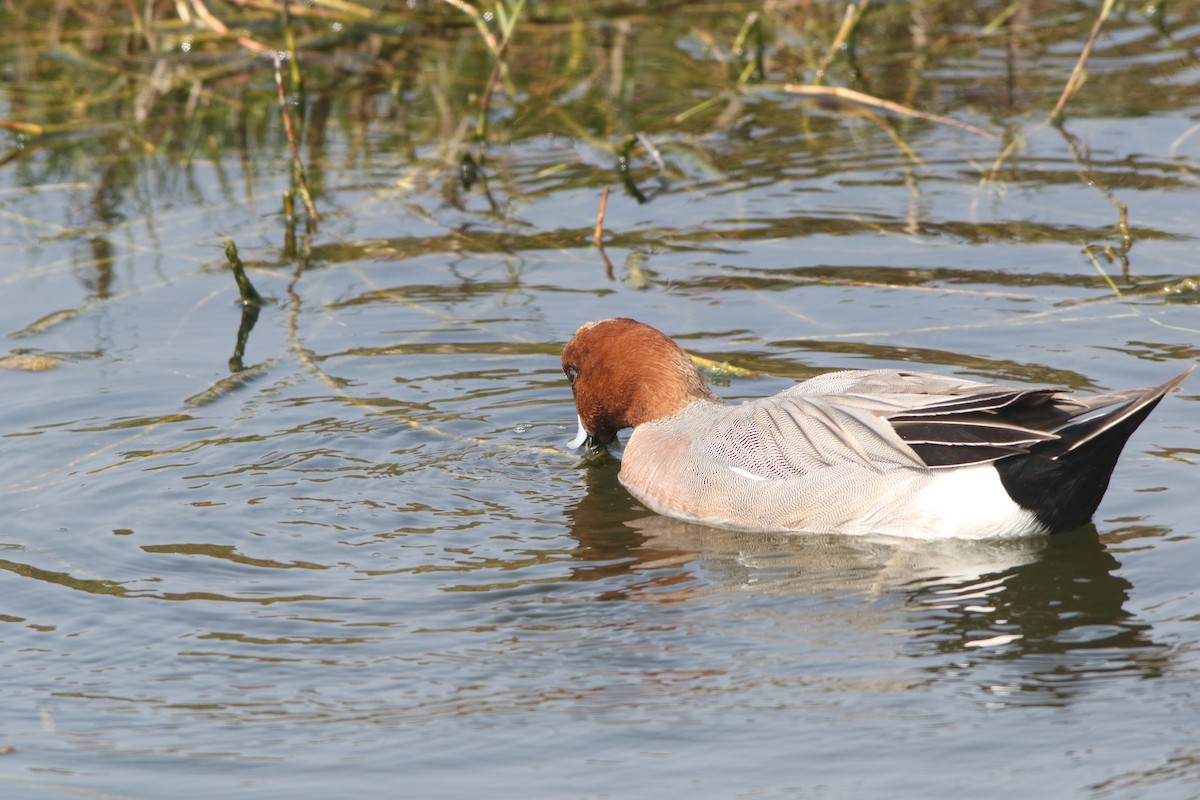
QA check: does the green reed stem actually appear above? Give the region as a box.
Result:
[475,0,526,141]
[814,0,871,86]
[224,239,264,307]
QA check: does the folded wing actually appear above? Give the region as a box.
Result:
[697,368,1192,476]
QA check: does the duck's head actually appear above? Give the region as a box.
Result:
[562,318,716,449]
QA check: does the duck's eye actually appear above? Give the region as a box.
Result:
[564,365,579,387]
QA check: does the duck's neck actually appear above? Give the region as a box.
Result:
[624,360,719,428]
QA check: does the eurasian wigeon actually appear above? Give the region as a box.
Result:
[562,318,1191,539]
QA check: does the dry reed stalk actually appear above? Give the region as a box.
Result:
[1050,0,1115,124]
[476,36,512,140]
[0,120,44,135]
[273,52,319,227]
[593,185,610,247]
[440,0,500,54]
[783,84,998,139]
[189,0,273,53]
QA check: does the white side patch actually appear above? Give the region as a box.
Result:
[909,464,1045,539]
[728,466,767,481]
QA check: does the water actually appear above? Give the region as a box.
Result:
[1,2,1199,798]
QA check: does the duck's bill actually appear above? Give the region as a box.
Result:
[568,415,616,450]
[567,414,590,449]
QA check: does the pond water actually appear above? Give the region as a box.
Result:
[2,2,1199,797]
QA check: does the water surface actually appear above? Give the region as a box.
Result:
[1,2,1199,798]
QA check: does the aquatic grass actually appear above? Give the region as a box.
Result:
[474,0,526,142]
[2,3,1164,167]
[982,1,1144,191]
[1083,251,1200,337]
[812,0,871,86]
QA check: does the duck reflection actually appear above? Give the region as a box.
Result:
[563,467,1168,704]
[563,456,702,599]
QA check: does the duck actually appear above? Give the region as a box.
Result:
[561,318,1191,539]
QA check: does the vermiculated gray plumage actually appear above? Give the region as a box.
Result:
[617,367,1191,537]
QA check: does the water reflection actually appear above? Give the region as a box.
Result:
[562,455,697,594]
[565,466,1168,706]
[906,527,1169,705]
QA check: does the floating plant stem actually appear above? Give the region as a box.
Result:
[782,84,998,139]
[9,306,93,339]
[691,354,760,380]
[184,359,277,407]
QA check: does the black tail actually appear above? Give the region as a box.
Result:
[996,367,1192,533]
